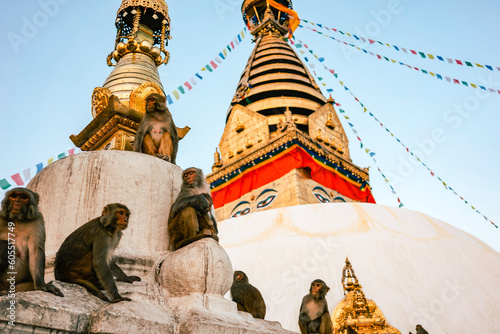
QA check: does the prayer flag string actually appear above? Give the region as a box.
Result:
[290,37,497,228]
[298,25,500,95]
[288,38,405,208]
[165,28,248,105]
[300,19,500,73]
[0,148,80,192]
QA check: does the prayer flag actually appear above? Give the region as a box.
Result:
[475,63,483,68]
[184,82,193,90]
[173,91,180,100]
[196,73,203,80]
[485,65,493,71]
[167,95,173,105]
[455,60,463,65]
[178,86,185,94]
[205,64,213,72]
[68,148,75,155]
[215,56,223,64]
[210,61,218,69]
[11,173,24,186]
[23,168,31,182]
[58,153,66,160]
[0,179,11,190]
[419,52,426,58]
[48,158,54,165]
[437,55,444,61]
[428,54,434,59]
[465,61,473,67]
[453,79,459,84]
[268,0,300,37]
[36,163,44,174]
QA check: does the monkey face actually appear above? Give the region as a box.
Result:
[311,282,322,296]
[183,169,197,185]
[115,209,130,230]
[233,271,249,283]
[146,97,157,112]
[8,191,30,216]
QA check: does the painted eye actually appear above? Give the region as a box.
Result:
[312,186,331,203]
[231,201,251,218]
[314,193,330,203]
[256,194,277,209]
[232,207,251,218]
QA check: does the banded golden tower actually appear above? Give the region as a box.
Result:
[208,0,375,220]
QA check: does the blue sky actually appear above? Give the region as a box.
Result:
[1,0,499,251]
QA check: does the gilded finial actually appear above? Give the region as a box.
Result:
[108,0,171,67]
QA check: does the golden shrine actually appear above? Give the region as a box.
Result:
[332,258,401,334]
[70,0,172,151]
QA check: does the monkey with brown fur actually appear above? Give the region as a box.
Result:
[298,279,333,334]
[231,270,266,319]
[134,93,189,164]
[168,167,218,251]
[0,188,63,296]
[55,203,140,302]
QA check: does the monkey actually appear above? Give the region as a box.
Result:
[298,279,333,334]
[231,270,266,319]
[54,203,140,302]
[415,324,429,334]
[0,188,63,296]
[168,167,218,251]
[134,93,189,164]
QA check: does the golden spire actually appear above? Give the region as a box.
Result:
[332,258,402,334]
[108,0,171,67]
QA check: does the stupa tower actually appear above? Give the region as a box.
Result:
[208,0,375,220]
[70,0,171,151]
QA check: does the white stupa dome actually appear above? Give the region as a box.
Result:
[218,202,500,333]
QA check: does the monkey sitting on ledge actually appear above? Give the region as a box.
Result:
[134,93,189,164]
[298,279,333,334]
[0,188,63,296]
[168,167,218,251]
[55,203,140,302]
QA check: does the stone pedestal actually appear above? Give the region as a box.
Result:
[28,150,183,277]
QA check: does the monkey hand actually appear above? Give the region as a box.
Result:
[125,275,141,283]
[38,282,64,297]
[110,296,132,303]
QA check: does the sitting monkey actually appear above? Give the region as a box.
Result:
[134,93,189,164]
[168,167,218,251]
[55,203,140,302]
